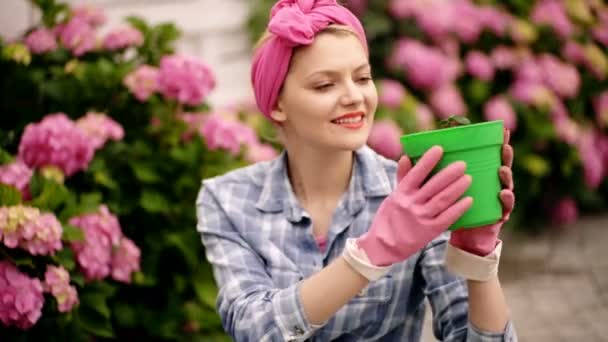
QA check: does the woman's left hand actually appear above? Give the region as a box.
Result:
[448,129,515,256]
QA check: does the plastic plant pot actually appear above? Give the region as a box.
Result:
[400,120,504,230]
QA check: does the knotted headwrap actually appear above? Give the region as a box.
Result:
[251,0,368,119]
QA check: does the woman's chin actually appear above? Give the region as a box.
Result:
[330,136,369,152]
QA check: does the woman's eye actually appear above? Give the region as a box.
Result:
[358,76,372,83]
[315,83,333,90]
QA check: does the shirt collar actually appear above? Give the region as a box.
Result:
[255,145,393,221]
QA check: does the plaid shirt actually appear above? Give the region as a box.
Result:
[196,145,517,342]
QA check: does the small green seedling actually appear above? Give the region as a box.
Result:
[439,115,471,128]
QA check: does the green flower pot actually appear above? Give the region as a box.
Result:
[400,120,504,230]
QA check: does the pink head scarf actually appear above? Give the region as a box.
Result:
[251,0,368,119]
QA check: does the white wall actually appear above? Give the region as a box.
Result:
[0,0,255,108]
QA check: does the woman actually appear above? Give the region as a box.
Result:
[196,0,517,341]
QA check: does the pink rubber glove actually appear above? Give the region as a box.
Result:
[356,146,474,267]
[449,129,516,256]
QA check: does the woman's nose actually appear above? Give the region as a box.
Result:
[340,80,364,106]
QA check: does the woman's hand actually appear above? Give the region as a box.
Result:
[449,129,515,256]
[356,146,473,267]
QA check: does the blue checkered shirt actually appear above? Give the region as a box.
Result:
[196,145,517,341]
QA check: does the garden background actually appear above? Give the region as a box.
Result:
[0,0,607,341]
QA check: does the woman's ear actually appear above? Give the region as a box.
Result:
[270,101,287,122]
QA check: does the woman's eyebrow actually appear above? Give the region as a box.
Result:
[305,62,371,80]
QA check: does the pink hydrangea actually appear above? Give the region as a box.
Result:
[477,5,512,36]
[490,46,518,70]
[367,119,403,160]
[111,237,141,283]
[515,58,544,83]
[57,17,96,57]
[594,91,608,127]
[245,143,278,163]
[0,160,33,200]
[0,206,63,256]
[69,205,122,281]
[199,113,258,156]
[592,9,608,47]
[158,54,216,106]
[578,130,605,189]
[0,260,44,330]
[537,54,580,99]
[562,41,586,65]
[178,112,207,141]
[451,1,485,43]
[389,0,509,42]
[550,197,578,225]
[387,0,417,19]
[123,65,160,102]
[102,26,144,51]
[465,51,494,81]
[387,39,459,90]
[43,265,78,313]
[414,1,456,42]
[76,112,125,150]
[428,84,467,119]
[18,113,95,177]
[550,101,580,145]
[23,28,57,54]
[71,5,106,27]
[530,0,574,39]
[415,104,435,131]
[19,213,63,256]
[378,79,406,109]
[69,205,140,284]
[0,206,35,250]
[509,80,553,108]
[484,95,517,131]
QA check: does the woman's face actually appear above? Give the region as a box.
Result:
[274,32,377,153]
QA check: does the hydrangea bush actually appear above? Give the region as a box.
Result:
[248,0,608,230]
[1,0,279,340]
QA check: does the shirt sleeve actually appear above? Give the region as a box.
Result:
[419,232,518,342]
[196,185,323,342]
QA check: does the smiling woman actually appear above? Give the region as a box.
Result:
[274,30,377,154]
[196,0,518,341]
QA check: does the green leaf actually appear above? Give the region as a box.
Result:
[193,280,218,309]
[62,224,85,242]
[132,271,155,286]
[362,12,392,39]
[29,173,70,211]
[139,189,170,213]
[126,16,149,34]
[0,148,14,164]
[89,281,118,298]
[165,232,198,270]
[93,170,119,190]
[71,273,85,287]
[78,306,115,338]
[0,184,22,205]
[130,161,162,183]
[521,154,550,177]
[452,116,471,125]
[467,79,490,104]
[12,254,35,268]
[113,301,137,328]
[80,292,111,319]
[52,248,76,271]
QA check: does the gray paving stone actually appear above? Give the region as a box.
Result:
[421,214,608,341]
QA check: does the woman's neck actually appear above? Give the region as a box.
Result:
[285,145,354,207]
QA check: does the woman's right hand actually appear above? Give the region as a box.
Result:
[356,146,473,266]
